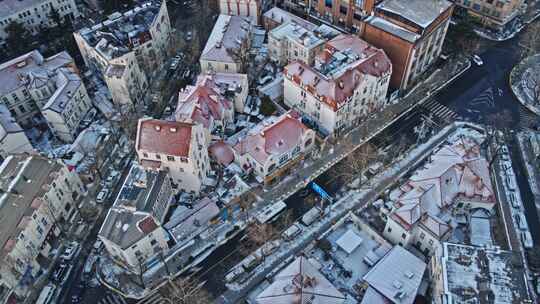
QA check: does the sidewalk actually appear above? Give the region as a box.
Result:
[474,2,540,41]
[509,54,540,117]
[218,122,484,303]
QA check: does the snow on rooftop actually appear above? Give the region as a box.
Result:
[377,0,453,29]
[363,246,426,304]
[201,14,252,64]
[336,229,364,255]
[440,242,530,304]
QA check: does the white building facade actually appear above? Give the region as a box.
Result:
[283,34,392,136]
[136,118,211,193]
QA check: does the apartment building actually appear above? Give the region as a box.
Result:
[361,0,453,91]
[0,155,86,303]
[41,68,93,142]
[0,105,33,158]
[232,111,315,185]
[200,15,253,74]
[302,0,378,32]
[430,242,531,304]
[283,34,392,136]
[0,0,80,48]
[99,164,172,272]
[268,21,339,66]
[74,1,173,107]
[136,118,210,193]
[199,72,249,113]
[219,0,261,23]
[0,50,92,143]
[452,0,524,30]
[262,6,316,31]
[383,136,495,255]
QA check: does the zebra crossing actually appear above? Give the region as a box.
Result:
[98,294,127,304]
[98,292,168,304]
[517,107,539,131]
[470,87,495,108]
[420,99,460,121]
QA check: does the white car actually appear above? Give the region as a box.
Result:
[96,189,109,204]
[60,242,80,261]
[472,54,483,66]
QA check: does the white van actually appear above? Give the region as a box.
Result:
[521,231,533,249]
[36,284,56,304]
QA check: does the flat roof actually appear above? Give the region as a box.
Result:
[441,242,531,304]
[377,0,452,29]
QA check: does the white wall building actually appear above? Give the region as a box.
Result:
[74,1,173,107]
[136,118,210,193]
[0,155,86,303]
[268,21,339,66]
[219,0,260,23]
[232,111,315,185]
[0,0,80,48]
[0,105,33,158]
[383,135,496,256]
[99,164,172,272]
[200,15,253,74]
[283,34,392,136]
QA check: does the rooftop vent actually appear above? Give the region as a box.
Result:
[170,127,177,132]
[155,125,161,131]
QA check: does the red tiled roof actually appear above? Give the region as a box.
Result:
[176,82,232,128]
[209,141,235,166]
[137,216,158,234]
[137,119,193,157]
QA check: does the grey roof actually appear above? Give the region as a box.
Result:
[0,105,23,134]
[98,207,157,249]
[377,0,453,29]
[0,0,46,19]
[201,15,252,64]
[365,16,421,43]
[76,2,161,60]
[363,246,426,304]
[0,50,73,95]
[114,164,170,223]
[440,242,530,304]
[263,7,317,30]
[42,68,84,114]
[0,155,61,260]
[165,197,220,243]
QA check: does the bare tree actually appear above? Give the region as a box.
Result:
[328,143,378,185]
[519,22,540,59]
[167,277,214,304]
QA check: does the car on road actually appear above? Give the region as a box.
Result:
[472,54,483,66]
[105,171,120,186]
[60,242,80,261]
[170,60,179,70]
[51,263,72,284]
[186,31,193,41]
[96,188,110,204]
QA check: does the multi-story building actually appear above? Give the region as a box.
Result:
[301,0,378,32]
[262,6,316,31]
[430,242,531,304]
[74,1,173,107]
[0,50,92,142]
[283,34,392,136]
[0,105,33,158]
[361,0,453,91]
[135,118,210,193]
[200,15,253,74]
[383,135,496,255]
[232,111,315,185]
[268,21,339,66]
[197,72,249,113]
[452,0,524,31]
[0,155,86,303]
[40,68,93,142]
[0,0,81,49]
[99,164,172,272]
[219,0,261,23]
[176,74,235,140]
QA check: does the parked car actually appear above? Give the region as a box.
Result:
[106,171,120,186]
[472,54,483,66]
[60,242,80,261]
[96,189,110,204]
[52,263,69,282]
[186,31,193,41]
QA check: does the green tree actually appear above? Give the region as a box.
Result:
[4,21,32,56]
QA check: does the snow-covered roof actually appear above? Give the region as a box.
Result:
[365,16,421,43]
[336,229,364,255]
[439,242,530,304]
[377,0,453,29]
[0,105,23,135]
[256,256,346,304]
[164,198,220,243]
[98,207,159,249]
[233,111,311,165]
[201,14,252,64]
[263,7,317,30]
[363,246,426,304]
[270,21,339,49]
[42,68,85,114]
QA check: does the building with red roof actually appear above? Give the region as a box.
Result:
[135,118,211,193]
[232,111,315,185]
[284,34,392,136]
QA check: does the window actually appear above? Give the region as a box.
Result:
[156,154,161,160]
[41,218,48,227]
[387,227,392,233]
[278,153,289,164]
[167,156,175,161]
[292,146,301,155]
[401,233,407,239]
[150,239,158,246]
[143,152,148,158]
[420,232,425,239]
[36,225,44,234]
[18,105,26,113]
